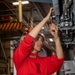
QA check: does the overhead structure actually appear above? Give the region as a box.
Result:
[24,0,52,3]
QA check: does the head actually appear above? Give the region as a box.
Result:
[32,34,45,53]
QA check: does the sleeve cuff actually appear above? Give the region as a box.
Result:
[52,54,64,61]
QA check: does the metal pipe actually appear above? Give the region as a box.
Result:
[18,0,22,22]
[7,62,10,75]
[0,14,16,16]
[0,38,7,60]
[30,8,33,28]
[0,8,18,12]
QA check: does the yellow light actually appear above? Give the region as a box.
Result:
[12,1,29,5]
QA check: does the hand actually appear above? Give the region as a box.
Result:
[49,23,59,40]
[45,7,54,22]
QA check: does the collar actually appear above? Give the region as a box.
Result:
[29,53,38,58]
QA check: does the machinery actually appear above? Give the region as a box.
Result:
[52,0,75,48]
[52,0,75,75]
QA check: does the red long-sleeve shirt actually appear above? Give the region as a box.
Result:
[13,34,64,75]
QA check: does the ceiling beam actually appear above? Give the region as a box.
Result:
[32,2,44,19]
[23,0,52,3]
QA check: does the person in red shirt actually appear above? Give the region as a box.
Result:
[13,7,64,75]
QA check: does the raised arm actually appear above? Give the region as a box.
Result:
[29,7,53,38]
[49,23,64,58]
